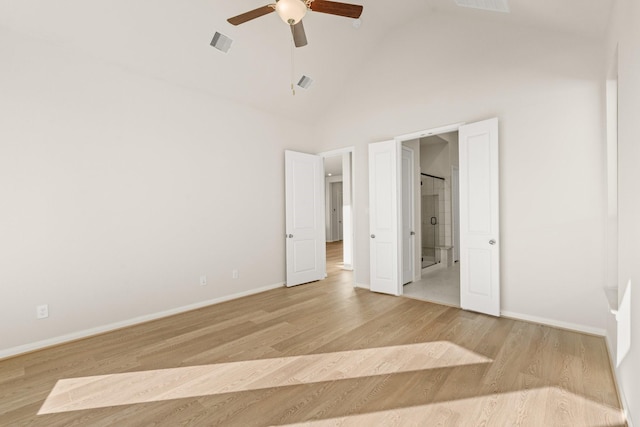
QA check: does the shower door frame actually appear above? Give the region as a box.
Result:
[420,173,445,270]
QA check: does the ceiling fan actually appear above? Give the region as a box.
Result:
[227,0,364,48]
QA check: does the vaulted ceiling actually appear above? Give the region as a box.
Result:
[0,0,614,123]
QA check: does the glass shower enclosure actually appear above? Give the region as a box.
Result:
[421,174,445,269]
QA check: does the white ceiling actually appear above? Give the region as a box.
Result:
[0,0,614,123]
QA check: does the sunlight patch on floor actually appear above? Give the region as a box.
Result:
[39,341,491,414]
[280,386,627,426]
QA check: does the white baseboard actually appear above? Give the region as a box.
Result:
[501,310,606,336]
[620,387,634,427]
[0,282,285,360]
[604,324,634,427]
[354,283,369,290]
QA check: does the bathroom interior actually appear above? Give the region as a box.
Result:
[421,174,445,269]
[403,131,461,306]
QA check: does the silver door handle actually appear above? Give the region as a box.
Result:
[288,234,294,238]
[410,231,415,236]
[489,239,496,245]
[370,234,376,238]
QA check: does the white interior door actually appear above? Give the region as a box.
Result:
[341,152,353,269]
[331,182,343,241]
[401,146,414,285]
[369,140,400,295]
[452,166,460,262]
[285,150,326,287]
[336,183,343,241]
[459,118,500,316]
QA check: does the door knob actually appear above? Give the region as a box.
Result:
[410,231,415,236]
[370,234,376,238]
[288,234,294,238]
[489,239,496,245]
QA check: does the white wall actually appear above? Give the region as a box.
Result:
[420,138,450,179]
[605,0,640,423]
[0,28,314,356]
[315,11,608,333]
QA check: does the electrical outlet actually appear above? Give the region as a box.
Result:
[200,275,207,286]
[36,304,49,319]
[232,269,239,279]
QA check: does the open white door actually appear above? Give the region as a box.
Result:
[459,118,500,316]
[401,146,414,285]
[285,150,326,287]
[369,140,400,295]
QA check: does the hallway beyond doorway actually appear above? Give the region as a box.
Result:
[326,241,352,285]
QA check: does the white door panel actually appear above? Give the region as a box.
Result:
[336,184,343,241]
[369,140,400,295]
[452,166,460,262]
[285,150,326,287]
[459,118,500,316]
[401,147,414,285]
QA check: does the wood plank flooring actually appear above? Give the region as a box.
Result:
[0,242,626,426]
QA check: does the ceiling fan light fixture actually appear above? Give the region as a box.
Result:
[275,0,308,25]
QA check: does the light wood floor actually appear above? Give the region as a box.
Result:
[0,241,626,426]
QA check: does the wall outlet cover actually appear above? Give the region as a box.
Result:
[36,304,49,319]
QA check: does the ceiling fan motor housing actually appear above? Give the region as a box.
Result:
[275,0,309,25]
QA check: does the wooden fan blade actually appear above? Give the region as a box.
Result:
[227,5,275,26]
[309,0,363,19]
[290,21,308,47]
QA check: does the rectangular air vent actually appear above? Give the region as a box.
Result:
[297,75,313,89]
[454,0,510,13]
[210,32,233,53]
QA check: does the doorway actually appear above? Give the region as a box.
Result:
[284,148,355,288]
[368,118,500,316]
[321,148,355,281]
[403,131,461,307]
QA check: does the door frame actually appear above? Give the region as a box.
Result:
[318,147,356,285]
[394,123,465,296]
[393,120,500,318]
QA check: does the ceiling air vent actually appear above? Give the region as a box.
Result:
[454,0,510,13]
[210,32,233,53]
[297,75,313,89]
